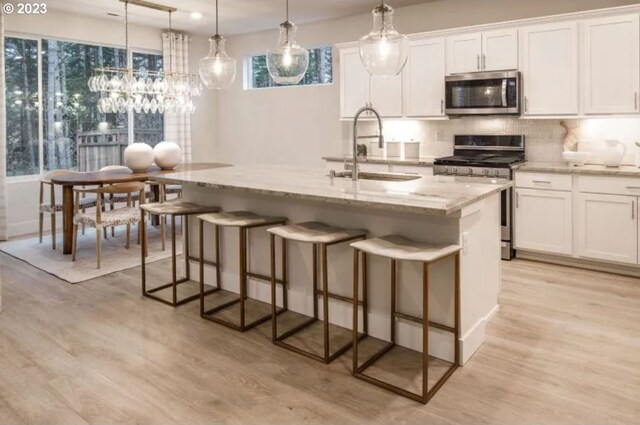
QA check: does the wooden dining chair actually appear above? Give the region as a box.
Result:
[39,170,98,250]
[71,182,146,269]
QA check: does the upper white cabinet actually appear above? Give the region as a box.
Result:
[446,32,482,74]
[521,21,579,116]
[339,47,402,118]
[404,37,446,117]
[446,29,517,74]
[583,14,640,114]
[577,193,638,264]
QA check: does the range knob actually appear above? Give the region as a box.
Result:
[451,167,457,175]
[467,167,473,175]
[494,169,501,177]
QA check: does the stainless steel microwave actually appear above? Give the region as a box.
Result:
[445,71,520,116]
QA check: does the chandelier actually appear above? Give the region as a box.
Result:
[88,0,201,114]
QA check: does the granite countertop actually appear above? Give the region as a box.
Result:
[156,165,511,216]
[323,155,435,166]
[516,162,640,177]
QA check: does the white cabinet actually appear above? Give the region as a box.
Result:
[521,21,579,116]
[446,29,517,74]
[584,14,640,114]
[514,188,573,255]
[482,29,519,72]
[446,33,482,74]
[577,193,637,264]
[404,37,446,117]
[339,47,402,118]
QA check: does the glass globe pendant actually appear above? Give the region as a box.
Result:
[266,0,309,85]
[359,2,409,77]
[199,0,237,90]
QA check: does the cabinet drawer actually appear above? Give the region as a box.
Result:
[578,175,640,196]
[389,164,433,176]
[515,172,572,191]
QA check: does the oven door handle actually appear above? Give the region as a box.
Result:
[501,79,508,107]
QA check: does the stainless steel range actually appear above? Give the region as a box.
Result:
[433,135,525,260]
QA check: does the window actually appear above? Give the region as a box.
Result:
[4,37,39,177]
[4,35,165,176]
[42,39,128,172]
[246,46,333,89]
[132,51,164,147]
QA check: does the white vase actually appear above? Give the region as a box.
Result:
[601,139,626,168]
[124,143,155,172]
[153,141,182,170]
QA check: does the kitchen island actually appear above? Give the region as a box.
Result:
[156,165,512,364]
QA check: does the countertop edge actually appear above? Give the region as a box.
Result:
[514,162,640,177]
[323,156,435,166]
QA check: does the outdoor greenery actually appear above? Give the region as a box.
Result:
[250,46,333,89]
[4,36,165,176]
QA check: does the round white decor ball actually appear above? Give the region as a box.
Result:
[153,141,182,170]
[124,143,155,172]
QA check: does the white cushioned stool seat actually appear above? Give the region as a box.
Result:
[267,221,366,244]
[140,200,219,216]
[197,211,286,228]
[350,235,460,263]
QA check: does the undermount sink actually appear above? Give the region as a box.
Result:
[331,171,422,182]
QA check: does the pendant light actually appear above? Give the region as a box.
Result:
[199,0,237,90]
[359,1,409,77]
[266,0,309,85]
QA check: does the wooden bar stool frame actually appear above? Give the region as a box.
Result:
[199,219,288,332]
[352,250,461,404]
[141,211,218,307]
[270,233,368,364]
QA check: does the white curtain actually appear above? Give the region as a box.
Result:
[0,8,7,241]
[162,32,192,162]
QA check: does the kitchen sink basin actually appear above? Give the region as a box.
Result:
[331,171,422,182]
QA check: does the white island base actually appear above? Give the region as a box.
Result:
[180,181,501,365]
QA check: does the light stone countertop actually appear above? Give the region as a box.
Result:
[156,165,512,216]
[515,161,640,177]
[323,155,435,166]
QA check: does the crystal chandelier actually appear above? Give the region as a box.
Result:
[88,0,201,114]
[199,0,237,90]
[359,1,409,77]
[266,0,309,85]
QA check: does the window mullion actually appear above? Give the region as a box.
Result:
[37,38,44,175]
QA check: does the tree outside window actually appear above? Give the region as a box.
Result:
[249,46,333,89]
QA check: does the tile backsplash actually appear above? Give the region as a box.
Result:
[348,117,640,165]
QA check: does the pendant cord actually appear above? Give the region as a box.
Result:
[168,10,173,75]
[215,0,219,35]
[286,0,289,22]
[125,1,129,68]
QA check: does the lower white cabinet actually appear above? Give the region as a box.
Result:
[515,188,573,255]
[577,193,638,264]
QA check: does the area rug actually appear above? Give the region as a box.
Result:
[0,225,182,284]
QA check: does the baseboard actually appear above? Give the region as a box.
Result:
[516,250,640,278]
[8,218,63,238]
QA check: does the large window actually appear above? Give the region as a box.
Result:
[42,39,128,171]
[4,37,39,177]
[4,35,164,176]
[132,51,164,147]
[246,46,333,89]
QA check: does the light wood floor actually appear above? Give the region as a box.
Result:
[0,252,639,424]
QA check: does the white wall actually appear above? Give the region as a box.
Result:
[215,0,640,167]
[4,10,216,237]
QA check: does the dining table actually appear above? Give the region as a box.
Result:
[50,163,229,255]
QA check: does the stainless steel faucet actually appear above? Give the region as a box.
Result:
[352,106,384,181]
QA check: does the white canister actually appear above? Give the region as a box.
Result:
[386,141,402,158]
[404,141,420,159]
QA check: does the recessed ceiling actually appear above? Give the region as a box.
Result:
[45,0,432,36]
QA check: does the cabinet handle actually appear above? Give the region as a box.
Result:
[441,99,444,113]
[477,54,480,71]
[532,180,551,184]
[635,92,638,111]
[516,191,519,208]
[626,186,640,190]
[524,96,528,113]
[633,200,635,220]
[482,54,486,70]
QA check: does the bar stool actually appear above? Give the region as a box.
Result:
[350,235,461,404]
[267,222,367,364]
[139,200,220,307]
[197,211,287,332]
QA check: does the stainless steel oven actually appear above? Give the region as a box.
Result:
[445,71,520,116]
